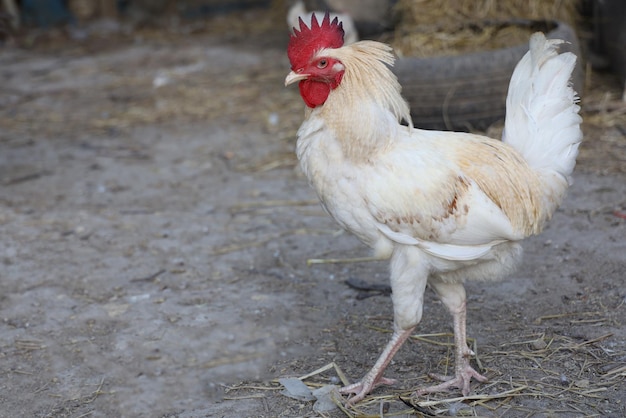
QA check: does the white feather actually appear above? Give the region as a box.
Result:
[503,33,582,183]
[376,222,503,261]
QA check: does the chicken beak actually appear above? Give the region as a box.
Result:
[285,71,309,86]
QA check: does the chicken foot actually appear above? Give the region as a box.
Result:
[416,280,487,396]
[340,326,415,405]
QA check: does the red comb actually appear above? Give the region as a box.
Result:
[287,12,345,70]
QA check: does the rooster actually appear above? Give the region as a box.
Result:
[284,14,582,404]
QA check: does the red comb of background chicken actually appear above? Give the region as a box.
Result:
[287,12,344,70]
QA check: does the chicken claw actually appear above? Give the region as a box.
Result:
[416,362,487,396]
[340,376,397,405]
[339,327,415,405]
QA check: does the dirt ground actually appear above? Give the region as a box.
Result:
[0,10,625,418]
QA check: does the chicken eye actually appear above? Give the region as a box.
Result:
[317,59,328,69]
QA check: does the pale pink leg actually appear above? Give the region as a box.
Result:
[417,280,487,396]
[340,327,415,405]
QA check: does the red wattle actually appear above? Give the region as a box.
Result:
[299,80,331,108]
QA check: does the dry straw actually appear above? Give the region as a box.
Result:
[390,0,580,57]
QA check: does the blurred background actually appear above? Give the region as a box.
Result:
[0,1,624,416]
[1,0,624,130]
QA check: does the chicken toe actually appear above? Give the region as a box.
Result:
[417,360,487,396]
[339,327,414,405]
[340,376,397,405]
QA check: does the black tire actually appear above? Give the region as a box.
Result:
[392,20,584,131]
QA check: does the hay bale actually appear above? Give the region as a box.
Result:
[391,0,581,57]
[395,0,580,30]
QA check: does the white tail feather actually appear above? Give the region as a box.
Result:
[502,33,582,216]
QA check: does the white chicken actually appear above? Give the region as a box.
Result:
[284,14,582,404]
[286,0,359,44]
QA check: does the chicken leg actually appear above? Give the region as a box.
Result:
[417,279,487,396]
[340,326,415,405]
[341,246,428,405]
